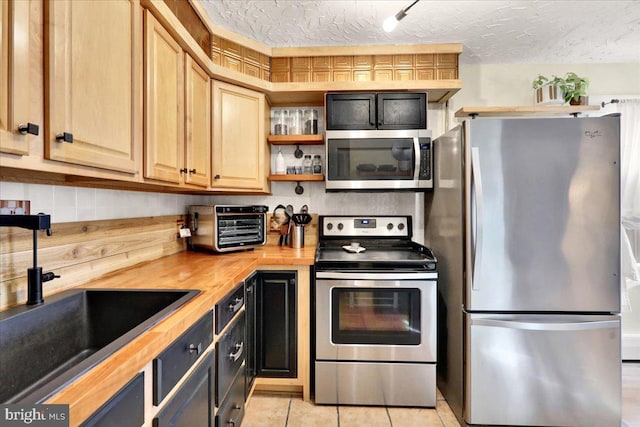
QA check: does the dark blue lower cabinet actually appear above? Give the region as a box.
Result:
[80,372,145,427]
[215,366,245,427]
[153,351,215,427]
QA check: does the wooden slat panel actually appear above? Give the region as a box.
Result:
[0,215,186,309]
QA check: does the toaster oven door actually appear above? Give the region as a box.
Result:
[214,214,266,252]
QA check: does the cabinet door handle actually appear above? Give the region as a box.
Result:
[179,168,188,173]
[227,297,243,313]
[188,343,202,355]
[189,168,197,173]
[228,341,244,362]
[214,174,221,180]
[18,123,39,135]
[55,132,73,143]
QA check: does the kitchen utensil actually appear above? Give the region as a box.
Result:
[273,205,287,246]
[292,213,312,226]
[300,205,308,214]
[285,205,294,245]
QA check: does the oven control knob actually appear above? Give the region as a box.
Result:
[337,223,344,231]
[326,223,333,230]
[398,223,405,231]
[387,223,394,230]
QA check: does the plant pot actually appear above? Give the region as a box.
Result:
[569,95,589,106]
[534,84,564,105]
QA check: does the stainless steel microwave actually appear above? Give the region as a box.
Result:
[325,129,433,191]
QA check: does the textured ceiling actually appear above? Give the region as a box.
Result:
[200,0,640,64]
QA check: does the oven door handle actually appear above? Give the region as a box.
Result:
[315,271,438,280]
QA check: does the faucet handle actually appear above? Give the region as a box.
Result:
[42,272,60,282]
[46,228,52,237]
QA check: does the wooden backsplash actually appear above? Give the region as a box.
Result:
[0,215,186,310]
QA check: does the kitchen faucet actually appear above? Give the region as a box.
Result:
[0,213,59,305]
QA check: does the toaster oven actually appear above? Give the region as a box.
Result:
[188,205,268,252]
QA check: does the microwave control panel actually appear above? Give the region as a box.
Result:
[418,138,431,180]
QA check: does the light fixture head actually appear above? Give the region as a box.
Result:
[382,0,419,33]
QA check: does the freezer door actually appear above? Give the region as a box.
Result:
[465,117,621,312]
[465,313,621,426]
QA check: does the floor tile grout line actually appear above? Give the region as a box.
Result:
[385,406,393,427]
[284,395,293,427]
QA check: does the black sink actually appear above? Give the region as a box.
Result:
[0,288,199,403]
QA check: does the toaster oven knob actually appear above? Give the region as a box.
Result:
[337,223,344,231]
[398,223,405,231]
[326,223,333,230]
[387,223,394,230]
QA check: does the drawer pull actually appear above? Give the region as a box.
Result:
[227,297,244,313]
[188,343,202,355]
[228,342,244,362]
[226,404,242,426]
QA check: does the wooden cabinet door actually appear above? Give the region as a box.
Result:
[212,81,266,190]
[144,10,184,184]
[0,0,32,156]
[184,55,210,188]
[46,0,138,173]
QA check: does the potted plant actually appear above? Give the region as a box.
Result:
[532,74,564,105]
[558,72,589,105]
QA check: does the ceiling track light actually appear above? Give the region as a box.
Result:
[383,0,420,32]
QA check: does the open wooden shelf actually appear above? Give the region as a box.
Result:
[267,134,324,145]
[455,105,600,118]
[269,174,324,182]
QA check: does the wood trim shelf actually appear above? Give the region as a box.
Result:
[455,105,601,118]
[269,174,324,182]
[267,135,324,145]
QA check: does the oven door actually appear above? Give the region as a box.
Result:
[315,273,436,362]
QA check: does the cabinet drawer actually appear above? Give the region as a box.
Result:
[154,311,214,405]
[154,352,214,427]
[215,366,245,427]
[216,311,246,405]
[81,373,144,427]
[216,283,245,334]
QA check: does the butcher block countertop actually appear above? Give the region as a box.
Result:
[45,245,316,424]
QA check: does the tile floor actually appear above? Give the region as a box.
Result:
[244,363,640,427]
[623,363,640,427]
[243,388,459,427]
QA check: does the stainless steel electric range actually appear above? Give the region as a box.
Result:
[314,215,438,407]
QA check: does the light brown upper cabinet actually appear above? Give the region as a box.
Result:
[184,55,211,188]
[212,81,269,192]
[144,10,184,184]
[45,0,139,173]
[0,0,34,156]
[144,10,211,188]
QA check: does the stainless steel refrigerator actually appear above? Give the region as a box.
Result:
[425,116,621,426]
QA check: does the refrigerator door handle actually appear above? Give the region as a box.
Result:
[471,318,619,331]
[470,147,484,291]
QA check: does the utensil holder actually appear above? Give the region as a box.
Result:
[289,225,304,249]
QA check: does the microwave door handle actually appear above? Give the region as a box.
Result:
[413,137,420,180]
[471,147,484,291]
